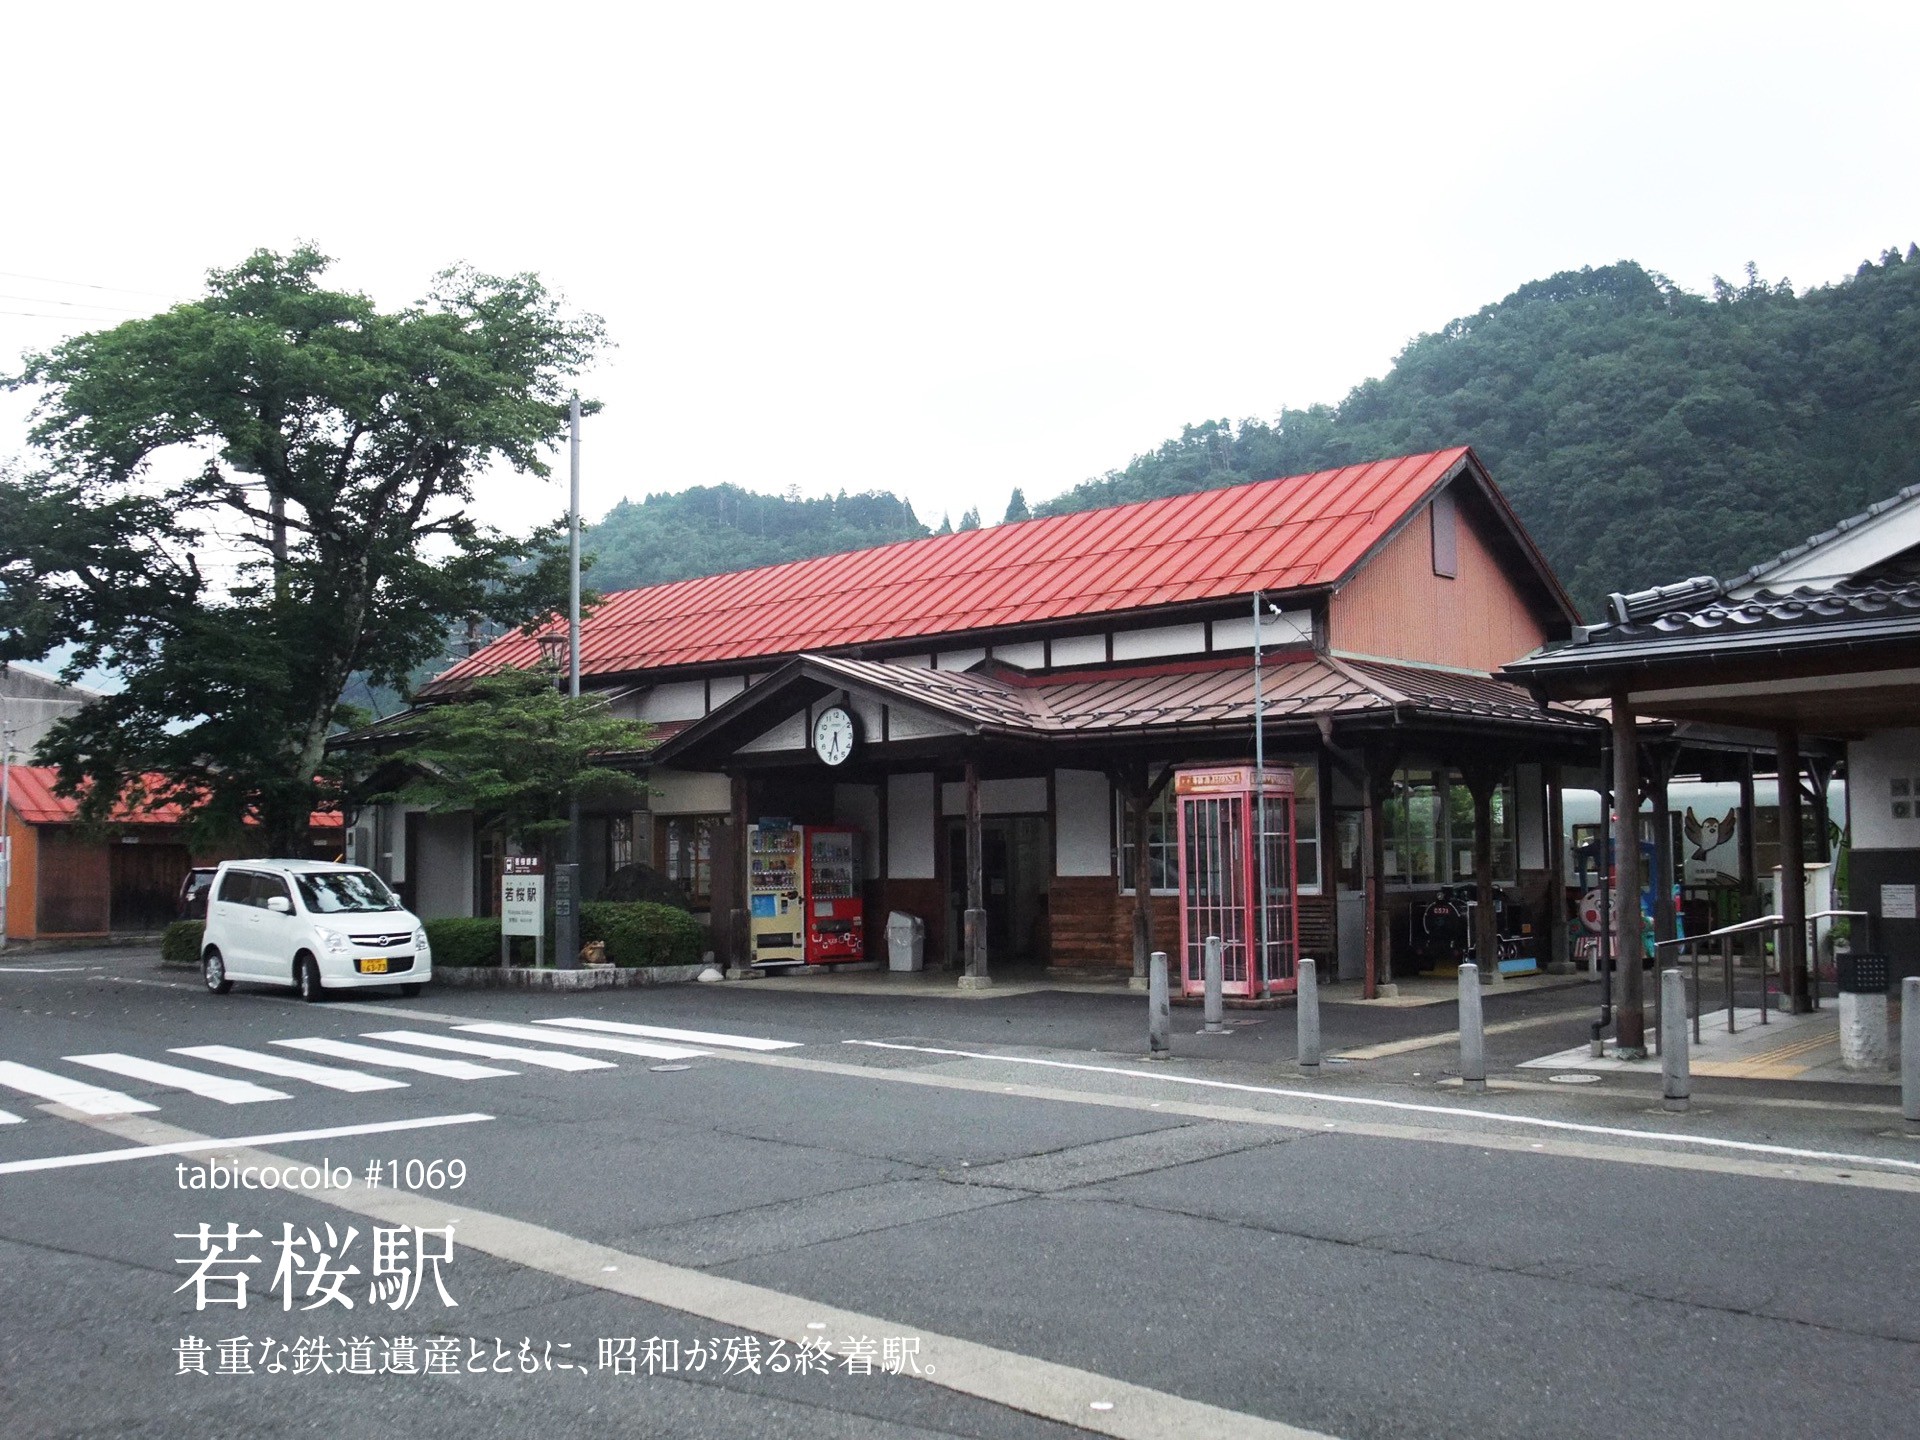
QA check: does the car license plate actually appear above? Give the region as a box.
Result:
[359,957,389,975]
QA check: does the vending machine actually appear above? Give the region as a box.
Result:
[747,822,804,968]
[803,827,865,965]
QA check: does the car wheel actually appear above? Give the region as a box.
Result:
[203,949,233,995]
[400,982,422,998]
[296,954,326,1003]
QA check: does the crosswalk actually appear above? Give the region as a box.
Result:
[0,1015,803,1127]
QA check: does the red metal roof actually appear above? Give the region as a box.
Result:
[4,766,344,829]
[425,448,1479,693]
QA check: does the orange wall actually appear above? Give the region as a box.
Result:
[3,808,36,940]
[1329,496,1550,671]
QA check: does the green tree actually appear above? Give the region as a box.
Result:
[957,507,982,531]
[1,247,603,850]
[1002,487,1030,524]
[379,667,653,852]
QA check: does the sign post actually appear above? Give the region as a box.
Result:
[502,857,546,967]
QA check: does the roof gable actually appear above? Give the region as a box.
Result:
[426,449,1526,693]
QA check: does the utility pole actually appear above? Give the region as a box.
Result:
[1253,592,1270,993]
[0,716,13,953]
[555,393,585,970]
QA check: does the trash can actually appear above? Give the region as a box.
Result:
[886,912,925,972]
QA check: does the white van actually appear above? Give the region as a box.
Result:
[200,860,431,1001]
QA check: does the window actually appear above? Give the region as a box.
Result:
[659,815,722,906]
[608,815,634,874]
[296,869,400,915]
[1120,763,1322,894]
[1382,767,1515,886]
[1430,489,1458,578]
[1119,788,1177,894]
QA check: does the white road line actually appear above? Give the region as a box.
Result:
[171,1045,410,1093]
[0,1108,21,1125]
[843,1041,1920,1177]
[533,1018,801,1052]
[273,1038,514,1079]
[0,965,92,974]
[455,1022,705,1060]
[361,1030,616,1072]
[0,1112,493,1176]
[65,1054,290,1105]
[0,1060,158,1116]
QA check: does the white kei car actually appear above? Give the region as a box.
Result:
[200,860,431,1001]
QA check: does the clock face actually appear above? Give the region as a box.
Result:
[813,706,856,766]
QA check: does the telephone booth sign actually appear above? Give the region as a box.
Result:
[1175,766,1298,997]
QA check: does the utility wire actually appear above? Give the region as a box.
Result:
[0,291,149,313]
[0,268,186,301]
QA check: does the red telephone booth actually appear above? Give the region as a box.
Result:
[1175,766,1298,997]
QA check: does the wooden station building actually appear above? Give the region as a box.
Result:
[377,447,1602,991]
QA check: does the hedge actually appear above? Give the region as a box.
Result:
[162,920,204,967]
[423,917,503,967]
[580,901,704,968]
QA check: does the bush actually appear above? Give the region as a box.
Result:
[424,917,502,967]
[161,920,204,967]
[581,901,704,968]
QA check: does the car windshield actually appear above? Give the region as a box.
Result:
[295,869,401,915]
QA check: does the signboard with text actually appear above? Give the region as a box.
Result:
[502,857,545,937]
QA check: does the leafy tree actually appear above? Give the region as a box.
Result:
[1003,487,1030,523]
[0,247,603,850]
[379,667,652,852]
[934,513,953,536]
[957,507,982,531]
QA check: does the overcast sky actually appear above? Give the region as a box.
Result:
[4,2,1918,538]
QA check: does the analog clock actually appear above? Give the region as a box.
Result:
[812,706,857,766]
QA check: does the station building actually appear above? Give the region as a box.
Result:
[357,447,1603,991]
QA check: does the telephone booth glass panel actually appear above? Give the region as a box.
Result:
[1175,767,1299,997]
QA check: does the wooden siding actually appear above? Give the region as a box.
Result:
[1048,880,1337,979]
[1330,493,1549,672]
[36,829,111,936]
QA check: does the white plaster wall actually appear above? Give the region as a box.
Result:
[886,773,937,879]
[991,641,1045,669]
[739,711,808,753]
[1210,611,1314,650]
[887,707,966,741]
[833,784,883,879]
[1847,729,1920,850]
[1049,635,1105,667]
[936,648,987,671]
[1110,623,1205,661]
[1055,769,1112,876]
[650,769,732,815]
[638,681,708,721]
[850,694,885,740]
[940,777,1049,815]
[709,675,746,706]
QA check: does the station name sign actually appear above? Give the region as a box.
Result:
[1174,767,1294,796]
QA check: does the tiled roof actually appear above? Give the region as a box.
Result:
[1727,483,1920,591]
[423,448,1522,694]
[4,766,344,828]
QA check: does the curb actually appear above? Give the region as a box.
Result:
[433,964,705,991]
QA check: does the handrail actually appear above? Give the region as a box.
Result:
[1653,915,1784,950]
[1807,909,1868,923]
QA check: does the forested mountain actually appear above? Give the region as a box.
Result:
[581,250,1920,620]
[1040,250,1920,616]
[587,484,928,591]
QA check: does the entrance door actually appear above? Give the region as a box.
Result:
[945,816,1051,969]
[1334,808,1366,981]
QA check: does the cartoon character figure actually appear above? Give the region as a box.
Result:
[1684,807,1737,863]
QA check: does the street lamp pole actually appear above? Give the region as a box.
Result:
[556,393,584,969]
[0,718,13,954]
[1253,591,1269,993]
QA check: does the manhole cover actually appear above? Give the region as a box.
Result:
[1548,1073,1602,1085]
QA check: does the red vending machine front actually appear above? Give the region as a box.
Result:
[803,827,865,965]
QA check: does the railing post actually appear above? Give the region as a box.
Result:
[1661,968,1690,1112]
[1148,950,1171,1060]
[1297,956,1321,1072]
[1203,934,1225,1034]
[1902,976,1919,1137]
[1459,962,1486,1092]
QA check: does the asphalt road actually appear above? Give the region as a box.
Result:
[2,950,1916,1440]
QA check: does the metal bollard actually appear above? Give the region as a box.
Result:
[1904,976,1920,1136]
[1297,957,1321,1071]
[1203,935,1225,1033]
[1661,968,1690,1112]
[1458,962,1486,1091]
[1148,950,1171,1060]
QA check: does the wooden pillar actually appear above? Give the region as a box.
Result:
[1778,728,1809,1013]
[727,770,751,978]
[1612,693,1647,1053]
[962,756,988,983]
[1131,767,1153,982]
[1363,754,1393,999]
[1544,763,1570,973]
[1737,758,1759,922]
